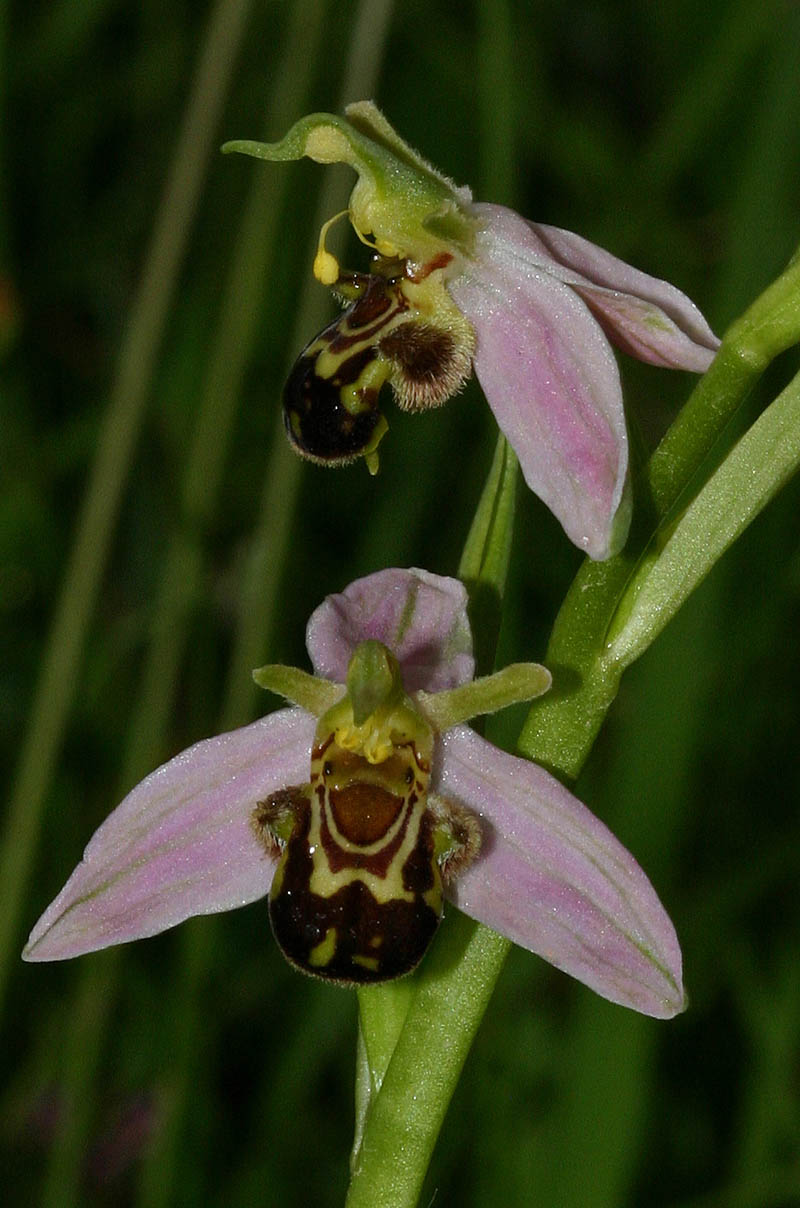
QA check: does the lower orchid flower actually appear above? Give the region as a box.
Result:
[224,102,719,559]
[23,568,684,1019]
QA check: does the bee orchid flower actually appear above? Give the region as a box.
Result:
[24,568,684,1019]
[224,103,719,559]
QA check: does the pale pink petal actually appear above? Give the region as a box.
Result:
[532,221,719,371]
[437,726,684,1018]
[306,567,474,692]
[450,208,628,559]
[23,709,315,961]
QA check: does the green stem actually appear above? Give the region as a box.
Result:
[458,433,518,675]
[347,918,509,1208]
[608,367,800,668]
[649,247,800,519]
[355,979,416,1116]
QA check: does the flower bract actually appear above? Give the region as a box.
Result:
[24,568,684,1019]
[224,103,719,559]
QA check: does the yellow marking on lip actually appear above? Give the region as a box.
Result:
[307,792,425,904]
[308,928,338,968]
[352,954,381,973]
[270,854,286,897]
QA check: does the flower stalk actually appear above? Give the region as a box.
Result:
[347,916,510,1208]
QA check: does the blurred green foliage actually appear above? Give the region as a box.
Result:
[2,1,799,1205]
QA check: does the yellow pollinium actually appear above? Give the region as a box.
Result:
[313,248,339,286]
[335,717,395,765]
[312,211,348,285]
[311,205,403,288]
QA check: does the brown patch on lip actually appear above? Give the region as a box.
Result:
[329,783,403,844]
[380,324,457,402]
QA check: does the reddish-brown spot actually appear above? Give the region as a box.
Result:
[329,783,403,845]
[312,734,335,760]
[406,253,453,282]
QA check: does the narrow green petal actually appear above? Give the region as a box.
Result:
[418,662,551,731]
[251,664,343,716]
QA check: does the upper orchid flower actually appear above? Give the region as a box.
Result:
[24,568,684,1019]
[223,102,719,559]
